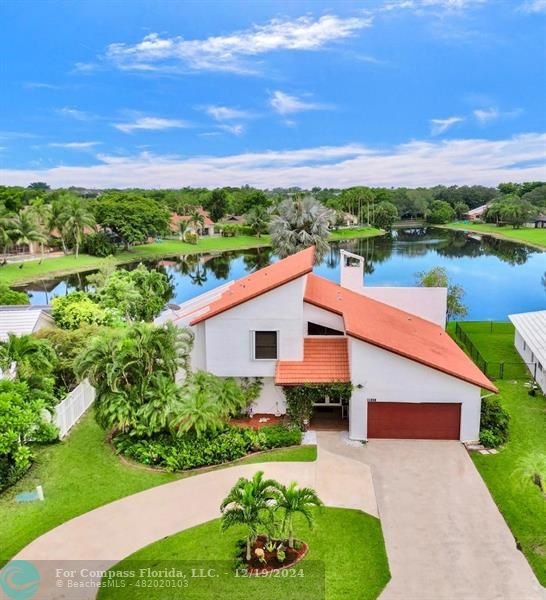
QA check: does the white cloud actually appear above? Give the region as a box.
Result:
[49,141,100,149]
[520,0,546,13]
[57,107,94,121]
[24,82,59,90]
[113,117,191,134]
[2,133,544,189]
[430,116,464,135]
[205,106,251,121]
[473,107,522,123]
[382,0,486,11]
[269,91,328,115]
[218,124,245,136]
[104,15,372,74]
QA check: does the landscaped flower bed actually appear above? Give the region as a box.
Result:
[113,424,302,471]
[241,535,308,575]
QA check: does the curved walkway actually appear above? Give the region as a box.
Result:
[14,442,376,599]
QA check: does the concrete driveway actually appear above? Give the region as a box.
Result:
[319,433,544,600]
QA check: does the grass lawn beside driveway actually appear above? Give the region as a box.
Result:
[441,222,546,249]
[98,508,391,600]
[0,413,316,564]
[1,227,383,287]
[450,321,546,585]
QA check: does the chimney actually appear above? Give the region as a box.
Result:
[340,249,365,292]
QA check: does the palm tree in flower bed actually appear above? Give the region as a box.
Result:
[220,470,323,571]
[220,471,278,562]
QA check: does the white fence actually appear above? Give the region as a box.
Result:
[54,380,95,439]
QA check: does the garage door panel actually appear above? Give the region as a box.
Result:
[368,402,461,440]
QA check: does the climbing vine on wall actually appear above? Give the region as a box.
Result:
[282,383,353,430]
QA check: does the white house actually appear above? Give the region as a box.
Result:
[160,246,496,442]
[508,310,546,394]
[0,305,54,342]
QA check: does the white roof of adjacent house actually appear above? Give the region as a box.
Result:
[509,310,546,366]
[0,305,53,341]
[467,203,491,216]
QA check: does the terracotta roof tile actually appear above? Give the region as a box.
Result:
[190,246,315,325]
[304,274,497,393]
[276,338,350,385]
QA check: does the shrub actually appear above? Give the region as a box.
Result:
[479,395,510,448]
[52,291,117,330]
[0,283,29,305]
[220,224,239,237]
[260,424,302,449]
[82,232,119,257]
[114,424,299,471]
[184,231,199,244]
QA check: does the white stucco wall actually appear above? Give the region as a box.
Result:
[514,330,546,394]
[250,378,287,415]
[203,276,306,377]
[302,303,345,334]
[348,338,482,441]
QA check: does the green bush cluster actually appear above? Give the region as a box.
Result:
[479,395,510,448]
[283,383,352,430]
[82,232,119,257]
[114,424,301,472]
[0,283,29,305]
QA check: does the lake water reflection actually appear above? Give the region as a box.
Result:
[24,228,545,321]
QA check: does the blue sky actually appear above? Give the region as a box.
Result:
[1,0,545,188]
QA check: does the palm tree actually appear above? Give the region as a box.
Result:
[179,220,188,241]
[9,210,47,256]
[188,209,205,239]
[0,333,56,381]
[59,195,95,258]
[27,199,52,257]
[221,471,279,561]
[513,452,546,493]
[274,481,323,548]
[245,206,270,238]
[269,196,334,260]
[49,197,69,254]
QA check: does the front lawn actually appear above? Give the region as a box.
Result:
[1,227,383,286]
[0,414,316,563]
[441,222,546,249]
[450,321,546,584]
[98,508,390,600]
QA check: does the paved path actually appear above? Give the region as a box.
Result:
[12,444,376,599]
[319,433,545,600]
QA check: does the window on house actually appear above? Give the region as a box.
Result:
[307,322,344,336]
[254,331,278,359]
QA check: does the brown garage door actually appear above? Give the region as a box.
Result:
[367,402,461,440]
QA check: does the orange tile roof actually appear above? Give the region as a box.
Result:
[276,338,351,385]
[170,209,215,229]
[304,274,498,392]
[189,246,315,325]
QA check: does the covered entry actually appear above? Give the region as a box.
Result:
[367,402,461,440]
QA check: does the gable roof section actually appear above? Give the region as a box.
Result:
[509,310,546,368]
[305,274,497,392]
[0,306,54,341]
[276,337,350,385]
[190,246,315,325]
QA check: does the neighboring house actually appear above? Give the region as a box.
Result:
[464,203,491,221]
[160,247,496,442]
[533,214,546,229]
[0,306,54,379]
[509,310,546,394]
[339,212,358,227]
[220,214,246,226]
[0,305,54,341]
[170,209,216,237]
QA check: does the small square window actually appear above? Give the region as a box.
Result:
[254,331,278,359]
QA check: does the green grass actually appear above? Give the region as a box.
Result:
[97,508,390,600]
[238,445,317,464]
[2,228,383,287]
[441,222,546,249]
[450,322,546,584]
[0,414,316,563]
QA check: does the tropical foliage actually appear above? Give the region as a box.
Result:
[0,379,58,491]
[0,283,29,305]
[479,395,510,448]
[283,383,352,430]
[372,201,398,231]
[245,206,270,238]
[52,291,117,330]
[270,196,334,260]
[74,321,194,435]
[220,471,322,564]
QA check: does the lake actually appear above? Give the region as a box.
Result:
[23,228,545,321]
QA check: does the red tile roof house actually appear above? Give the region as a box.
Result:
[157,246,496,442]
[170,209,216,238]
